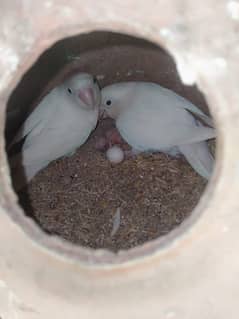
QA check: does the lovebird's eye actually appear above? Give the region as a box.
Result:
[68,88,72,94]
[106,100,112,106]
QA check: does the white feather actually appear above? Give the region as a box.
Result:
[9,73,100,190]
[101,82,215,179]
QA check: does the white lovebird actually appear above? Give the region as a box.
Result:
[101,82,216,180]
[9,72,101,190]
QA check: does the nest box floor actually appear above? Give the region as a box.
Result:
[18,119,208,252]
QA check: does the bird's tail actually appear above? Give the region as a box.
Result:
[178,141,214,180]
[9,153,46,192]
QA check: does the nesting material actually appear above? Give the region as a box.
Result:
[18,119,207,252]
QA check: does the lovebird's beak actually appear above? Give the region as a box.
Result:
[78,87,95,108]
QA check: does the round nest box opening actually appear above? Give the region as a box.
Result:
[5,31,216,254]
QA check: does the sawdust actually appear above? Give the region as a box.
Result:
[17,119,208,252]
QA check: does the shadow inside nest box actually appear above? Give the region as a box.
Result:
[5,30,213,252]
[5,30,210,143]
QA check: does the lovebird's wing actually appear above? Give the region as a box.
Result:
[116,90,216,152]
[179,141,214,180]
[159,86,214,127]
[8,88,60,150]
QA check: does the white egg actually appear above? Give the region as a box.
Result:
[106,146,124,164]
